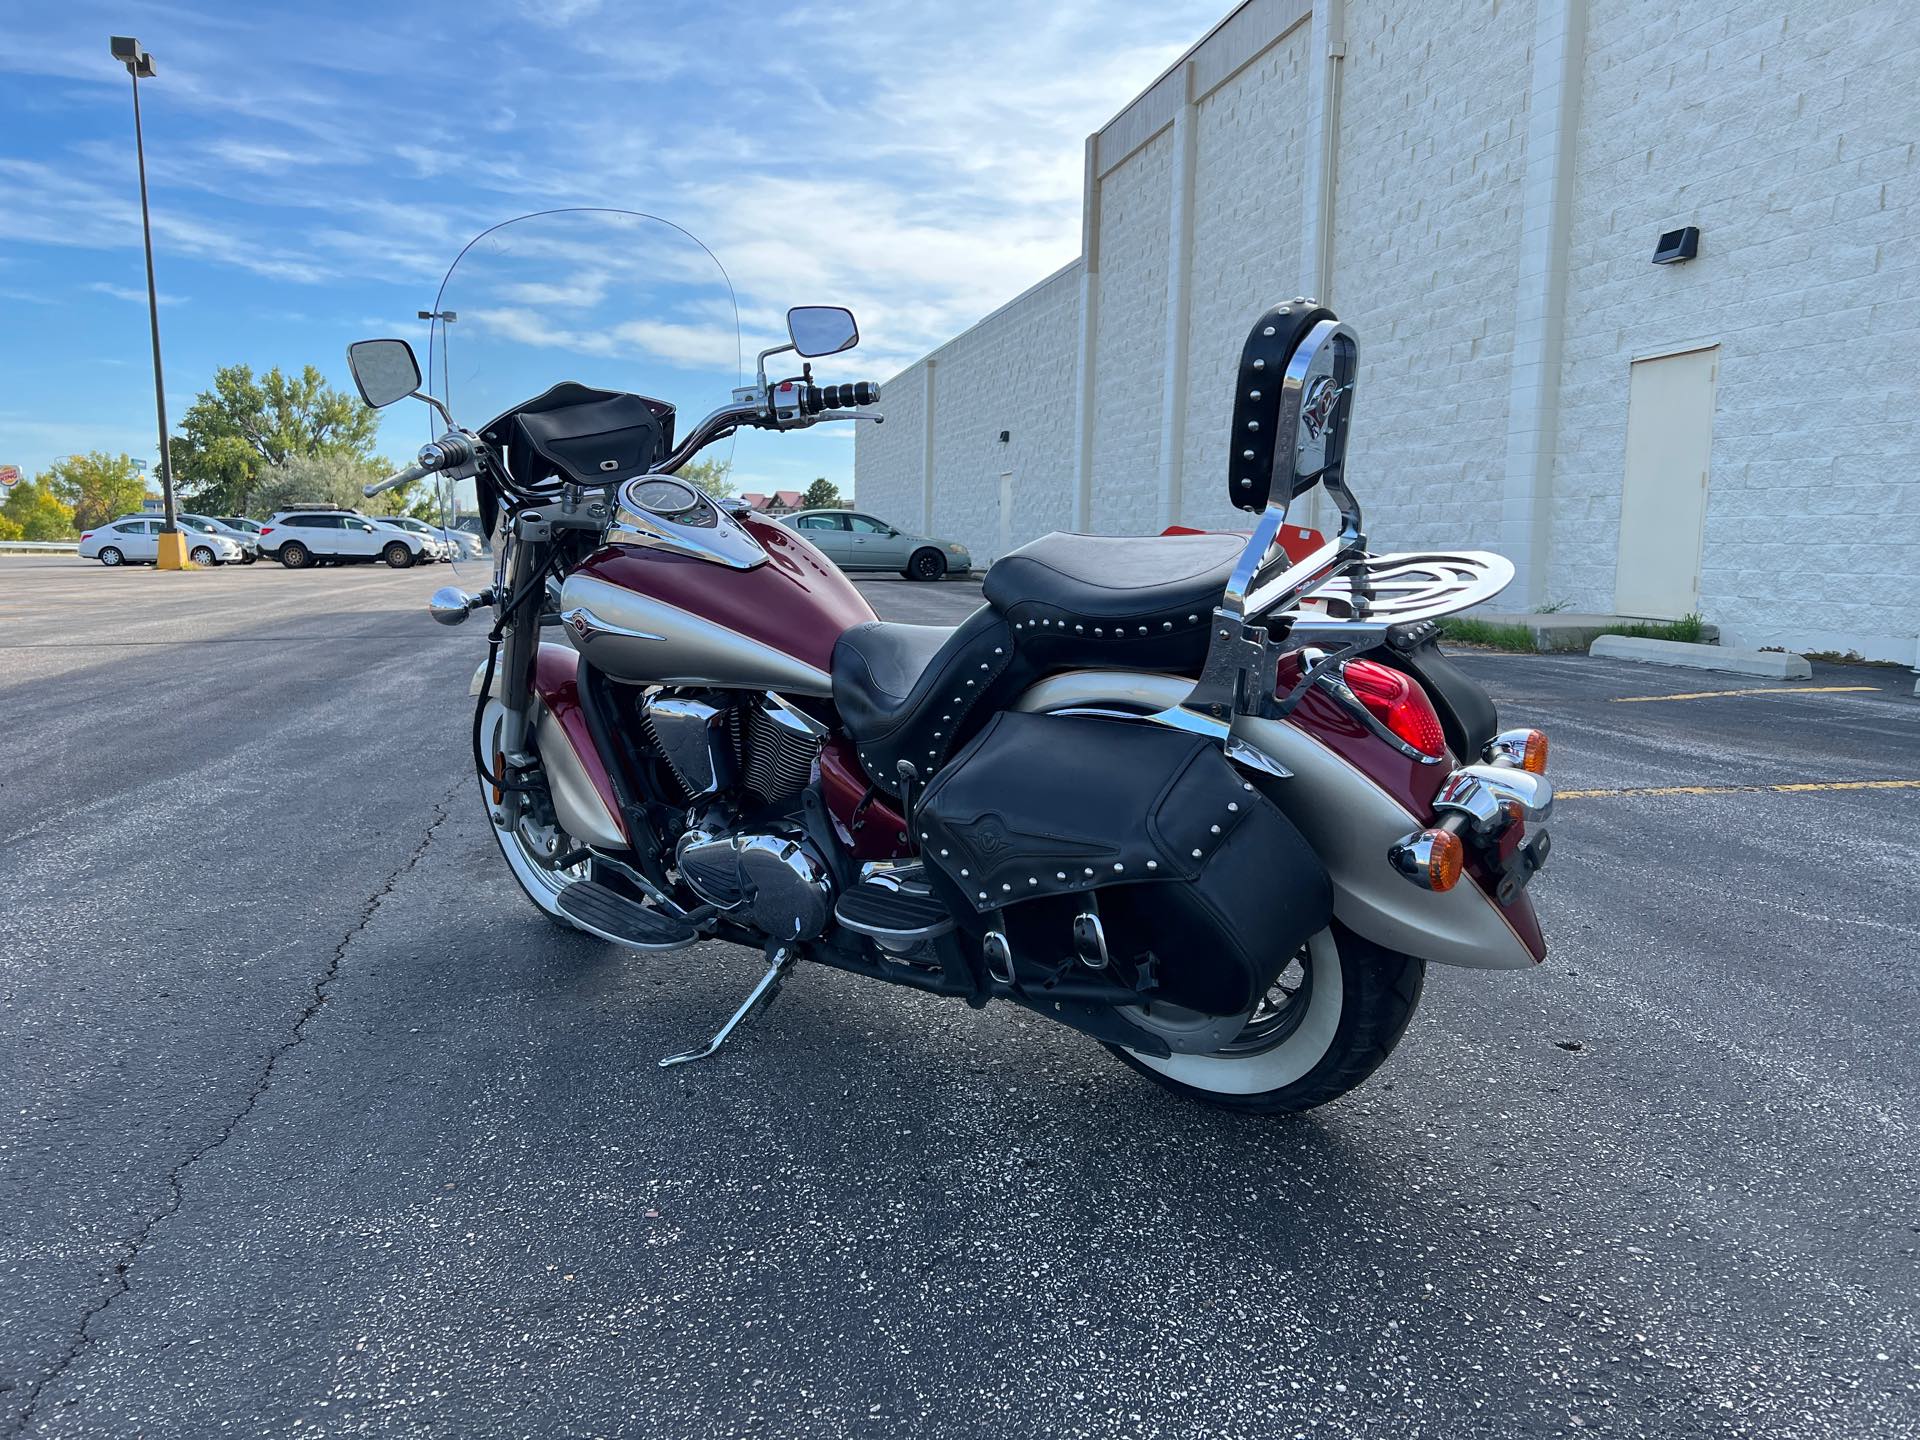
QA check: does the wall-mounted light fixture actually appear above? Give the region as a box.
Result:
[1651,226,1700,265]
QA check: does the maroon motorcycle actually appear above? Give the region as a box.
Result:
[347,209,1554,1113]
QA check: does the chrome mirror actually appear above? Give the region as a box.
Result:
[347,338,422,409]
[787,306,858,358]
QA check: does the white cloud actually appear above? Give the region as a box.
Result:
[0,0,1222,477]
[88,282,185,305]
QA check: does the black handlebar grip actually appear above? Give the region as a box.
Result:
[814,382,880,410]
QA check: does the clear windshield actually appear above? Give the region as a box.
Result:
[425,209,742,552]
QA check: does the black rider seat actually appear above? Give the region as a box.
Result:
[831,531,1243,793]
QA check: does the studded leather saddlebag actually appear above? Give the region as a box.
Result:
[914,712,1333,1016]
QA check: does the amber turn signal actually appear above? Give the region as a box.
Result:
[1520,730,1549,773]
[1388,827,1465,892]
[1489,727,1549,774]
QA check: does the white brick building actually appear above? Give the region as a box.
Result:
[855,0,1920,660]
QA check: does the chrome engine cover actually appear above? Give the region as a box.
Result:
[643,695,732,796]
[676,825,834,940]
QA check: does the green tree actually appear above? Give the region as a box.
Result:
[252,453,388,514]
[44,453,146,532]
[0,511,20,542]
[253,453,444,522]
[681,457,734,499]
[171,364,380,514]
[801,476,844,510]
[1,478,78,540]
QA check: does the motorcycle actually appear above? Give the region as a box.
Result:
[346,208,1554,1114]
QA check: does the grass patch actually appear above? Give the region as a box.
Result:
[1436,618,1543,651]
[1437,611,1710,653]
[1802,649,1909,669]
[1602,612,1707,644]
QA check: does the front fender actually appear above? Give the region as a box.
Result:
[470,644,627,851]
[1013,669,1541,970]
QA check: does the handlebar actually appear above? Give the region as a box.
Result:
[364,458,433,499]
[363,433,479,498]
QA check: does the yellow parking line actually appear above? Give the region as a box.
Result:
[1612,686,1878,703]
[1559,779,1920,799]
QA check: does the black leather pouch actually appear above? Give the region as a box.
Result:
[915,712,1333,1015]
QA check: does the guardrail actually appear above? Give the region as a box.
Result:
[0,541,80,553]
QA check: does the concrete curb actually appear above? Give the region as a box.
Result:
[1589,635,1812,679]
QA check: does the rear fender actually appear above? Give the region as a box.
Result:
[1013,669,1541,970]
[469,644,627,851]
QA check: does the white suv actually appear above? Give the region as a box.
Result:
[259,510,429,569]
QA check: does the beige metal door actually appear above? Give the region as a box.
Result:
[1615,346,1717,619]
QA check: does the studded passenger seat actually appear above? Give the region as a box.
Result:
[831,531,1242,794]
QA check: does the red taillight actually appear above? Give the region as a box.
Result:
[1342,659,1447,758]
[80,532,93,541]
[258,526,275,536]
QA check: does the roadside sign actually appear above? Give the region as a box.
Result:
[0,465,19,488]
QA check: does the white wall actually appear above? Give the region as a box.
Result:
[1179,26,1314,535]
[1325,0,1531,558]
[855,0,1920,658]
[855,263,1082,563]
[1553,0,1920,656]
[929,264,1083,558]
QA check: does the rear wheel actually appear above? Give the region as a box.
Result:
[1107,923,1424,1113]
[383,541,414,568]
[278,542,311,569]
[99,547,123,567]
[190,545,217,567]
[906,548,946,582]
[241,552,257,565]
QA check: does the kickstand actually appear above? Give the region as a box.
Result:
[658,942,799,1069]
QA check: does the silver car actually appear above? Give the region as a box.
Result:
[777,509,971,581]
[374,515,454,561]
[178,512,260,563]
[77,514,244,567]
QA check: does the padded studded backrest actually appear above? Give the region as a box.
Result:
[1227,302,1335,512]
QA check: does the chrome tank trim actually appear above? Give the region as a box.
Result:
[1012,669,1537,971]
[556,573,833,697]
[608,477,767,570]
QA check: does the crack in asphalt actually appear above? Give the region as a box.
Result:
[4,791,459,1436]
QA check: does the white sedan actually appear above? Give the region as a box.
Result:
[78,515,245,567]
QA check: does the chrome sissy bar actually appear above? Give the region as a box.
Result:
[1140,311,1514,774]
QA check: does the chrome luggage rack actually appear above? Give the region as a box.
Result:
[1138,304,1515,771]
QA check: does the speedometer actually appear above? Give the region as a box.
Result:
[627,477,701,516]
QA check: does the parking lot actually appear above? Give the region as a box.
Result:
[2,553,1917,1439]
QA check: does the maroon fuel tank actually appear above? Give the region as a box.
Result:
[557,513,877,697]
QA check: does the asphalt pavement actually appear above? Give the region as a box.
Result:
[2,555,1916,1439]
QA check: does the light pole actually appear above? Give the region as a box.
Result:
[109,35,186,570]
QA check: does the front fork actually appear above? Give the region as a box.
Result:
[490,518,549,833]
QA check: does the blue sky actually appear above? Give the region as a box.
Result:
[0,0,1222,500]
